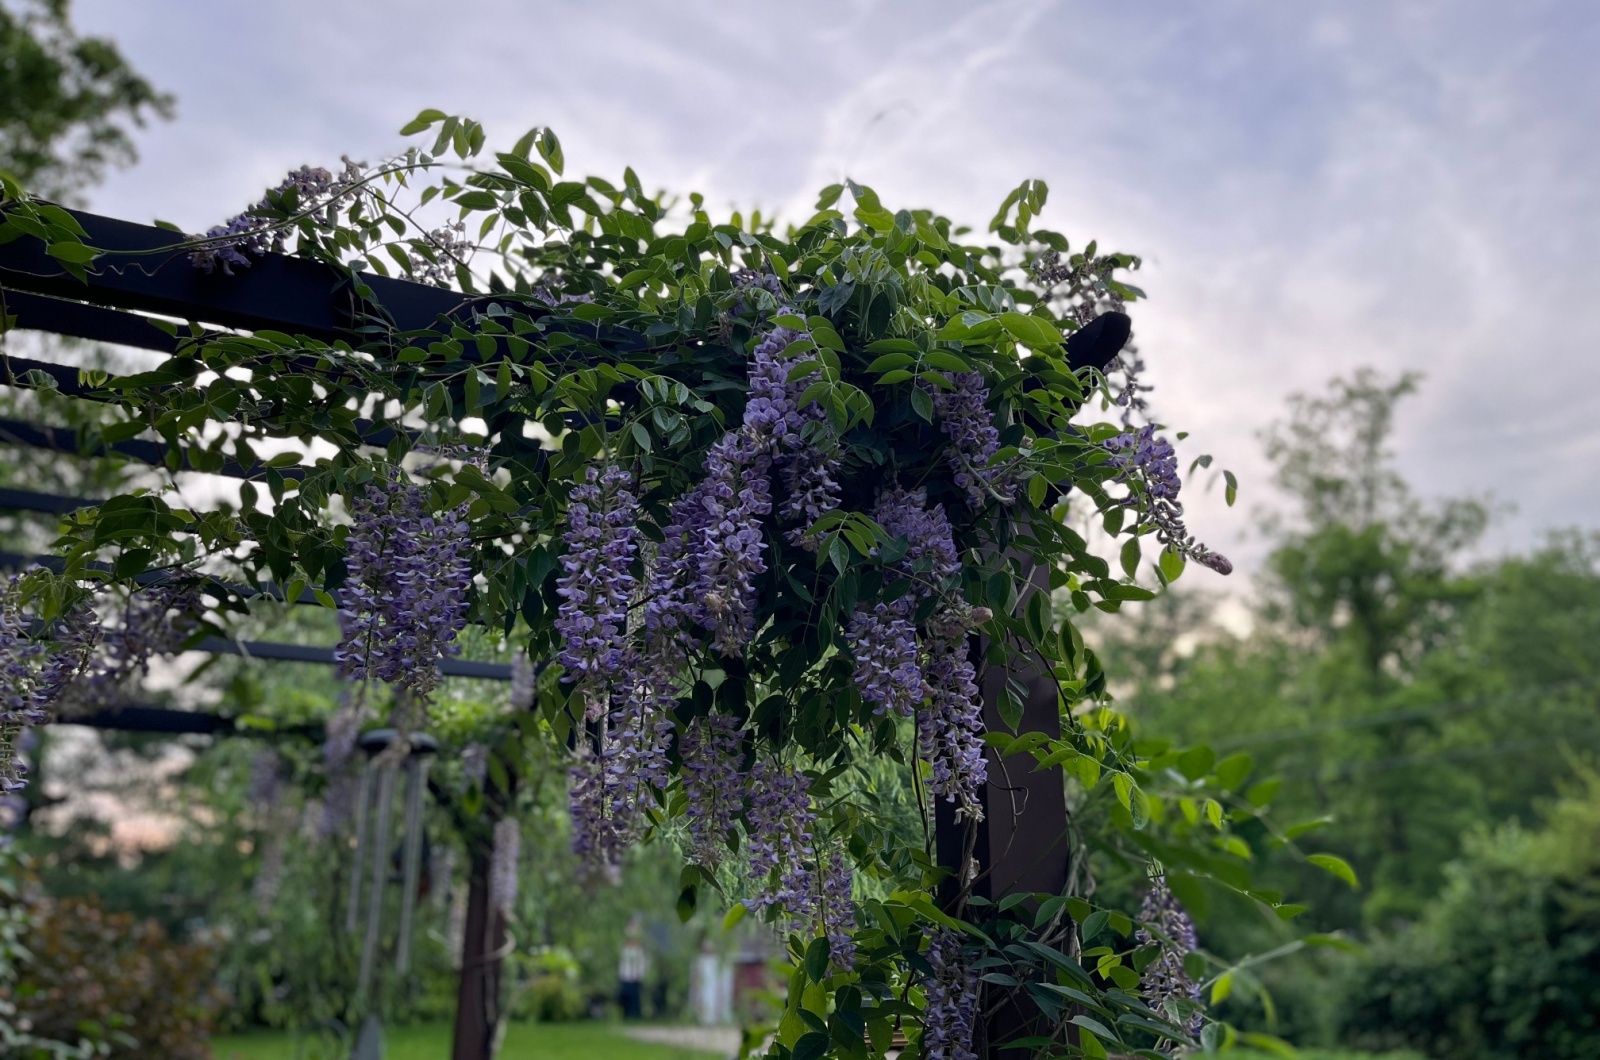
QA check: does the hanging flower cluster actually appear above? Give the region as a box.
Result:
[189,158,365,274]
[1135,875,1203,1039]
[1104,427,1233,575]
[821,848,857,968]
[845,487,957,717]
[920,929,980,1060]
[644,319,840,657]
[0,582,123,790]
[928,371,1016,510]
[317,694,365,838]
[1106,424,1180,501]
[842,488,989,813]
[335,474,475,699]
[554,464,641,718]
[920,606,989,820]
[678,713,746,866]
[0,581,48,792]
[490,817,521,917]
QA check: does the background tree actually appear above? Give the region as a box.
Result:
[1094,369,1600,1050]
[0,0,172,200]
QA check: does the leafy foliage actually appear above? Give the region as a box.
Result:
[2,881,224,1058]
[0,110,1308,1058]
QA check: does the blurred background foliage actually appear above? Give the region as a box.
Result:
[1087,370,1600,1056]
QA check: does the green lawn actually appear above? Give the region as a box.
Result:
[211,1022,725,1060]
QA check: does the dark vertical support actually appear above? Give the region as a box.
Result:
[936,563,1071,1057]
[451,840,508,1060]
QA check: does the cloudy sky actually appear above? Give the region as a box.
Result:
[72,0,1600,578]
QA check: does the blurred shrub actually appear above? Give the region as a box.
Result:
[512,946,585,1023]
[1339,769,1600,1058]
[12,894,224,1060]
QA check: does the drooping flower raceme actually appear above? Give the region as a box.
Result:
[190,159,363,274]
[919,610,988,819]
[845,601,924,717]
[1104,426,1233,576]
[920,929,980,1060]
[568,660,673,881]
[555,465,641,717]
[1105,424,1180,501]
[1136,875,1203,1039]
[743,760,817,922]
[928,371,1015,510]
[509,654,536,711]
[678,713,747,866]
[822,848,856,969]
[490,817,521,917]
[0,580,46,792]
[335,475,474,698]
[650,319,844,654]
[844,488,959,717]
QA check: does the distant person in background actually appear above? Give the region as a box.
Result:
[618,916,648,1019]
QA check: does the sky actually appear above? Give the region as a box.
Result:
[69,0,1600,580]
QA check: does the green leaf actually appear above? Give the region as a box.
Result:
[1307,853,1360,889]
[1120,537,1141,579]
[1070,1015,1117,1043]
[399,108,448,135]
[1177,746,1215,782]
[536,128,565,175]
[722,903,748,931]
[804,936,830,982]
[909,387,934,422]
[1159,548,1185,583]
[45,241,98,264]
[1214,752,1252,791]
[791,1031,830,1060]
[1223,469,1238,506]
[999,311,1063,350]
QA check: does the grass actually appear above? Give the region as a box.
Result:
[211,1021,726,1060]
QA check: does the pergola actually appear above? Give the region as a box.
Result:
[0,207,1128,1059]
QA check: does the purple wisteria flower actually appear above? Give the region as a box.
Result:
[567,672,673,881]
[778,435,842,550]
[36,603,100,710]
[919,619,987,819]
[927,371,1015,510]
[692,434,774,656]
[335,473,475,699]
[648,318,843,654]
[1136,875,1203,1039]
[1103,426,1233,576]
[678,713,746,866]
[555,464,640,717]
[846,602,923,717]
[94,581,202,694]
[0,580,46,793]
[318,695,365,837]
[920,929,980,1060]
[189,161,361,274]
[844,488,958,717]
[490,817,521,917]
[510,654,536,711]
[822,848,856,969]
[1105,424,1180,501]
[743,760,817,922]
[460,743,489,790]
[843,489,990,811]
